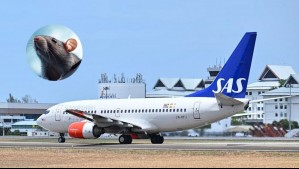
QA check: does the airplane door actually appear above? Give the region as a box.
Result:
[55,106,62,121]
[193,102,201,119]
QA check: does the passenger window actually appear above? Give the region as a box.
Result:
[184,109,187,112]
[166,109,168,112]
[170,109,172,112]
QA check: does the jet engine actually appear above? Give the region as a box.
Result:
[68,122,103,139]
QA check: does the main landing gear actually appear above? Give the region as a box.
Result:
[119,135,133,144]
[58,133,66,143]
[118,134,164,144]
[150,134,164,144]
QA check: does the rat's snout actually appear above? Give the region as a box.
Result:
[34,36,45,43]
[34,36,47,51]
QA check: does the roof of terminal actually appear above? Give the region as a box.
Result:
[262,87,299,96]
[259,65,296,81]
[12,120,37,126]
[0,103,55,115]
[154,78,204,91]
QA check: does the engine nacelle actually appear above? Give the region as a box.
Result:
[68,122,103,139]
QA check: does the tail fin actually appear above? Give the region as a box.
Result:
[187,32,257,98]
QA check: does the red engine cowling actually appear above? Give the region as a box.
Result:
[68,122,102,139]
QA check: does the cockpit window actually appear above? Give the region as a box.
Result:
[44,110,50,115]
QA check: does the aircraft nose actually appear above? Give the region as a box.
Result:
[37,115,44,126]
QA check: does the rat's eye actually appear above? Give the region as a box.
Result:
[52,38,57,43]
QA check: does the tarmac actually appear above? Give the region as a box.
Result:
[0,137,299,152]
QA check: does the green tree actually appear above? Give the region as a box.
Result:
[231,117,244,126]
[21,95,38,103]
[273,120,299,130]
[7,94,38,103]
[279,79,287,87]
[14,130,21,136]
[6,93,21,103]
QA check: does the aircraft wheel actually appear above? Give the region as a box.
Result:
[151,135,164,144]
[58,137,66,143]
[119,135,132,144]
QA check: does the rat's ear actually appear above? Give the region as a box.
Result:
[65,38,78,52]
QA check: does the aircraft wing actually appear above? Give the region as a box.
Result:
[66,109,142,129]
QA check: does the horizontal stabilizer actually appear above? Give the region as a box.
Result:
[215,93,243,107]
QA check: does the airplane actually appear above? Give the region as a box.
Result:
[37,32,257,144]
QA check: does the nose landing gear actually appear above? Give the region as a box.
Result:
[58,133,66,143]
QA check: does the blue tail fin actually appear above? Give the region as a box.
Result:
[187,32,257,98]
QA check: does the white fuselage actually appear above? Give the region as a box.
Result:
[37,97,248,134]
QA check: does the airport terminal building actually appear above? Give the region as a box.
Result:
[0,103,55,135]
[262,74,299,124]
[243,65,296,124]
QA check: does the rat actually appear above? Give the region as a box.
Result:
[33,35,82,81]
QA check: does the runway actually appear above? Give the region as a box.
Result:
[1,140,299,152]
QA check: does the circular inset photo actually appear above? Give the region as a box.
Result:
[26,25,83,81]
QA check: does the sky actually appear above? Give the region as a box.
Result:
[1,0,299,103]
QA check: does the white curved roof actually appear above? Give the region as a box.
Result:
[259,65,296,81]
[285,74,299,86]
[247,81,280,90]
[154,78,204,91]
